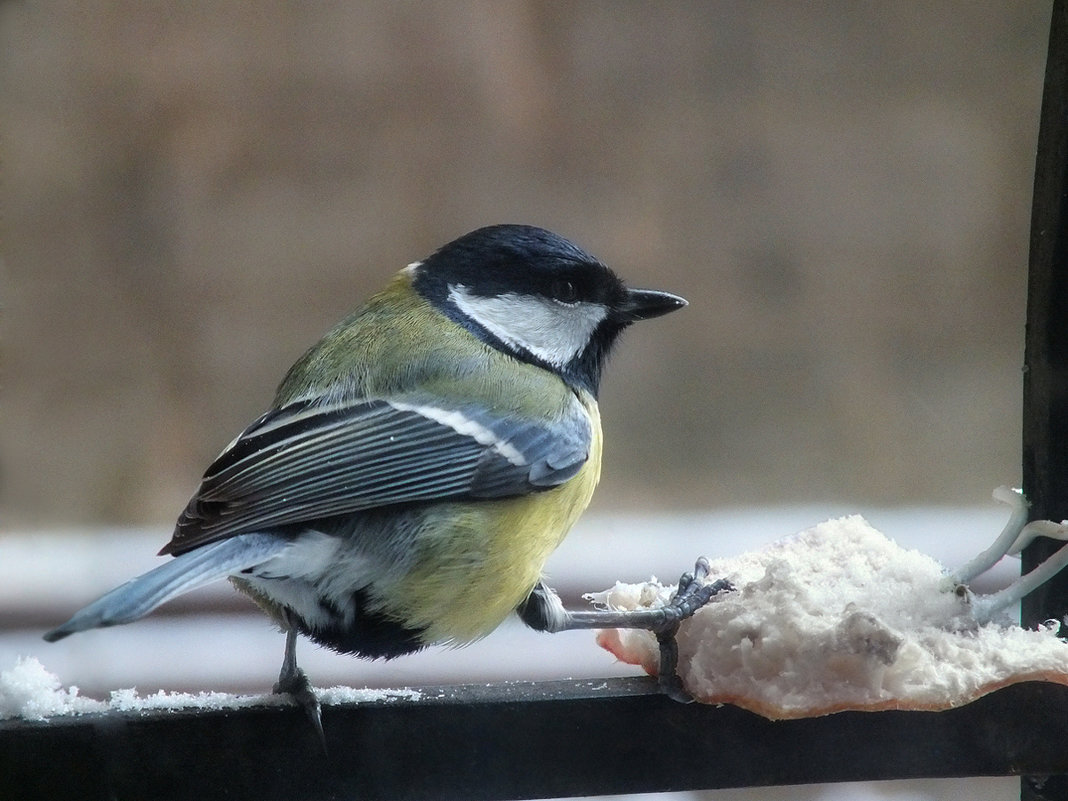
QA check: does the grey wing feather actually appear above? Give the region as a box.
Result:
[166,396,591,554]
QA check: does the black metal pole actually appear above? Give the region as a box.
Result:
[4,677,1068,801]
[1023,0,1068,640]
[1022,2,1068,799]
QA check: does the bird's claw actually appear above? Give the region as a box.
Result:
[656,558,734,702]
[663,557,731,625]
[656,626,692,702]
[275,665,326,752]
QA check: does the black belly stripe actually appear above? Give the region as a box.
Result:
[292,588,428,660]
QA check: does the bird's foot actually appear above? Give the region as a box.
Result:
[655,558,734,703]
[275,662,326,751]
[521,557,733,702]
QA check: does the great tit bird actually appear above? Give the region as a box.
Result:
[45,224,729,737]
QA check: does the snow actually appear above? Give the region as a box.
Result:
[0,656,421,721]
[317,685,422,705]
[0,657,106,720]
[594,515,1068,718]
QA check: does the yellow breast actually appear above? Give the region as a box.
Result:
[391,397,603,645]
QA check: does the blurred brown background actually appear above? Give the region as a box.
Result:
[0,3,1052,528]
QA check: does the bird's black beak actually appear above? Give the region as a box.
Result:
[616,288,688,323]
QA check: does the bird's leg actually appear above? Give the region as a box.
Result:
[274,613,325,750]
[518,557,733,702]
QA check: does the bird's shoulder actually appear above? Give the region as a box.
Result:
[273,270,579,418]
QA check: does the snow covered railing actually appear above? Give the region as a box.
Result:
[3,677,1068,801]
[4,489,1065,800]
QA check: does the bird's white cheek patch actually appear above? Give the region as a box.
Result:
[448,284,607,368]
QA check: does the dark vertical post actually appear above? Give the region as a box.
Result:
[1023,0,1068,630]
[1022,2,1068,799]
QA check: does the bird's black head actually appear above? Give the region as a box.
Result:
[411,224,686,396]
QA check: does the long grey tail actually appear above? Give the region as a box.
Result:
[43,533,289,642]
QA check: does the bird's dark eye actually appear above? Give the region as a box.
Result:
[553,279,578,304]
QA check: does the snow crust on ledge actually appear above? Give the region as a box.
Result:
[0,657,421,721]
[593,515,1068,718]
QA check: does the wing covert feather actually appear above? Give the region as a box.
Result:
[164,395,591,554]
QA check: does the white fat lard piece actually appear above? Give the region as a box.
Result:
[592,513,1068,719]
